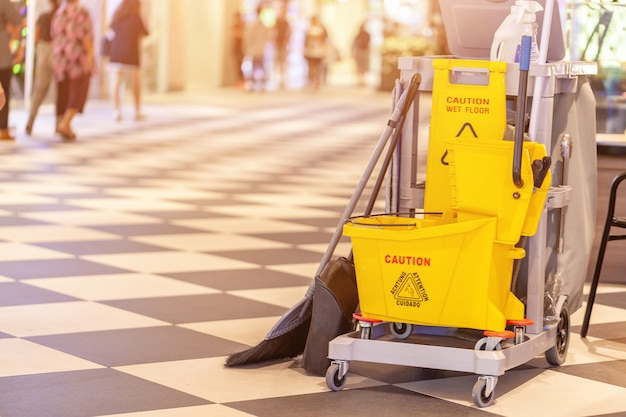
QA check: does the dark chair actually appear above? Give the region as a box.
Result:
[581,171,626,338]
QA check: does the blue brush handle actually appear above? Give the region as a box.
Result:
[513,35,533,188]
[519,35,532,71]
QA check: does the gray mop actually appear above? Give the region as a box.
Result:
[225,74,422,368]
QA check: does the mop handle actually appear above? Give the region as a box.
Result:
[363,73,421,216]
[513,35,532,188]
[309,84,412,285]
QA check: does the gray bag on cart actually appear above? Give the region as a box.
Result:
[301,257,359,376]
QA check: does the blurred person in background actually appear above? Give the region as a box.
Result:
[231,11,245,87]
[51,0,94,141]
[25,0,60,135]
[0,0,23,140]
[243,5,271,92]
[352,22,370,87]
[303,15,327,90]
[273,6,290,89]
[108,0,149,121]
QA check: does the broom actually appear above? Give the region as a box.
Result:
[225,73,422,367]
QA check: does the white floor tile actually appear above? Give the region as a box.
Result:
[180,316,282,346]
[399,369,626,417]
[24,273,219,301]
[0,182,96,194]
[172,218,317,234]
[267,263,319,279]
[0,193,57,205]
[103,187,224,200]
[0,301,168,337]
[570,302,626,326]
[65,198,197,212]
[0,242,73,261]
[0,338,104,377]
[20,210,162,226]
[115,357,384,403]
[130,233,290,252]
[0,225,120,243]
[205,205,338,220]
[84,251,258,274]
[227,286,309,309]
[236,193,350,208]
[97,405,256,417]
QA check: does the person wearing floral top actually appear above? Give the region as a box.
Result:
[51,0,94,140]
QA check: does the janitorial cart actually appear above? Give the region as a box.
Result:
[325,0,598,407]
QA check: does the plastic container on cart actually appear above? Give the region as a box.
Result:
[344,214,525,332]
[490,0,543,63]
[447,138,552,243]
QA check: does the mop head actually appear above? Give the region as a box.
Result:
[224,316,311,367]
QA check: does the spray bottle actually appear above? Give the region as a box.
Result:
[490,1,543,64]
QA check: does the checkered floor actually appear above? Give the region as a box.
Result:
[0,87,624,417]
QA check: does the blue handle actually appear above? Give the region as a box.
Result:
[513,35,532,188]
[519,36,532,71]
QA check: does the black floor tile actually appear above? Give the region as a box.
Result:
[554,360,626,388]
[248,231,334,245]
[138,210,232,220]
[571,321,626,340]
[87,223,209,236]
[103,293,288,323]
[226,385,498,417]
[0,217,51,226]
[0,259,130,279]
[35,239,171,255]
[0,203,89,212]
[0,368,210,417]
[164,268,312,290]
[27,326,249,366]
[0,282,78,306]
[214,248,323,265]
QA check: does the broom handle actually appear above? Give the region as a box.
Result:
[364,73,421,217]
[305,73,421,298]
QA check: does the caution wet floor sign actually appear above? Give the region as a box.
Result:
[425,59,508,215]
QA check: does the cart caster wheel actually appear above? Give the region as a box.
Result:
[472,377,496,408]
[545,301,570,366]
[474,337,503,351]
[326,362,347,391]
[389,322,412,339]
[359,326,372,339]
[353,314,381,340]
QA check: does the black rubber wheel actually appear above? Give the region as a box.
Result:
[472,379,495,408]
[325,363,346,391]
[545,301,570,366]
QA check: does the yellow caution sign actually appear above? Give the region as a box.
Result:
[425,59,508,215]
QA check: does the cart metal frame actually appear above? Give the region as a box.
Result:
[325,34,597,409]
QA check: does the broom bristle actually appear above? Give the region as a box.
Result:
[225,317,311,367]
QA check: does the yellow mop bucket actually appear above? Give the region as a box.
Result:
[344,214,525,331]
[447,138,551,243]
